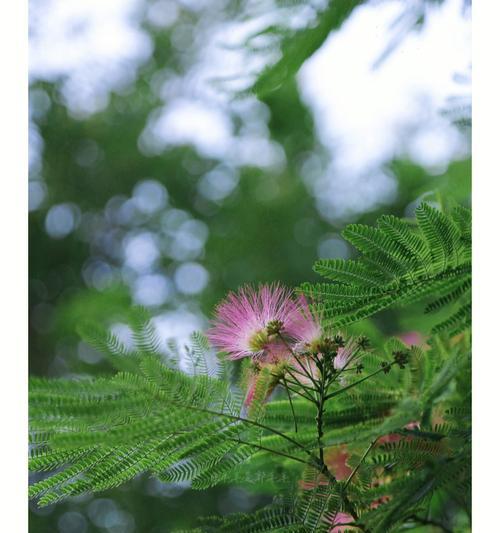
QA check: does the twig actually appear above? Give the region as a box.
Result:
[344,438,379,490]
[282,377,298,432]
[325,364,396,401]
[228,437,311,467]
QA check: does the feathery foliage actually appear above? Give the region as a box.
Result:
[30,320,317,506]
[29,327,470,531]
[301,203,471,335]
[29,202,471,532]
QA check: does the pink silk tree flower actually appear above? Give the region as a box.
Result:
[325,446,353,481]
[330,512,354,533]
[398,331,423,347]
[289,294,322,351]
[207,284,320,361]
[333,345,354,386]
[333,346,352,371]
[378,421,421,445]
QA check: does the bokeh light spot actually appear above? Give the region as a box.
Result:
[133,273,173,306]
[174,262,209,294]
[29,180,47,211]
[198,165,239,202]
[124,232,160,272]
[45,203,81,239]
[133,179,168,214]
[317,235,350,259]
[58,511,88,533]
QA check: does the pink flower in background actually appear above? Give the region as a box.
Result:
[330,512,354,533]
[325,446,353,481]
[207,284,320,361]
[398,331,423,347]
[378,421,421,445]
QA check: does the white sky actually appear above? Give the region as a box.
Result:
[29,0,470,179]
[29,0,151,115]
[300,0,470,171]
[298,0,470,220]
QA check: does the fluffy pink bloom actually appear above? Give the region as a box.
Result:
[289,294,322,350]
[207,284,320,361]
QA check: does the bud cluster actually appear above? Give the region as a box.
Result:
[356,335,370,350]
[266,319,284,336]
[380,361,392,374]
[393,350,410,369]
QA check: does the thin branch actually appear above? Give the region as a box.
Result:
[152,393,320,463]
[284,384,315,403]
[227,437,311,467]
[325,364,395,401]
[331,344,361,385]
[344,438,378,490]
[282,378,298,433]
[277,332,320,389]
[199,406,313,455]
[281,372,317,402]
[286,367,318,393]
[293,354,321,389]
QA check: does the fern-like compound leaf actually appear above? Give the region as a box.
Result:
[301,203,471,334]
